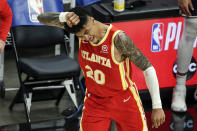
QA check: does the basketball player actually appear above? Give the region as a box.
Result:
[0,0,12,53]
[171,0,197,112]
[38,7,165,131]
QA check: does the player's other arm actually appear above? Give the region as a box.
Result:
[37,12,79,29]
[114,31,151,70]
[114,31,165,128]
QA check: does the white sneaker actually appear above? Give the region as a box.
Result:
[194,88,197,101]
[171,86,187,112]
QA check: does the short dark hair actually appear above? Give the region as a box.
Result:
[64,7,92,34]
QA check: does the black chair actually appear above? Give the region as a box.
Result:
[9,25,81,129]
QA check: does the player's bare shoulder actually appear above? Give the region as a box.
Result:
[114,31,151,71]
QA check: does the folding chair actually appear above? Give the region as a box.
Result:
[9,25,81,129]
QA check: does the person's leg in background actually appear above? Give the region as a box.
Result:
[171,17,197,112]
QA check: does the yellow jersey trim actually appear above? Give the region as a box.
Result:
[90,24,112,46]
[119,62,128,90]
[111,30,122,65]
[126,58,130,77]
[129,87,148,131]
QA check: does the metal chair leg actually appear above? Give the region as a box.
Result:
[55,88,66,106]
[23,93,32,130]
[9,88,22,111]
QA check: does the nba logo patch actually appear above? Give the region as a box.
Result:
[101,45,108,53]
[28,0,44,22]
[151,23,164,52]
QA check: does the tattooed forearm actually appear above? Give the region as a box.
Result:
[37,12,65,29]
[114,32,152,71]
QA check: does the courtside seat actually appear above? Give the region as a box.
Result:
[9,25,81,130]
[19,55,80,79]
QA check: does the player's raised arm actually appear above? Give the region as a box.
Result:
[37,12,80,28]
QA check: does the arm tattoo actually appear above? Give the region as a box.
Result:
[114,32,152,71]
[37,12,65,29]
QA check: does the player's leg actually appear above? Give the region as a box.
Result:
[110,88,148,131]
[80,114,111,131]
[79,93,111,131]
[171,17,197,112]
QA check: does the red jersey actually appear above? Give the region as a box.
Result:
[78,24,135,97]
[0,0,12,42]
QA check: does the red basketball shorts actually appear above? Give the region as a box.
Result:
[80,86,148,131]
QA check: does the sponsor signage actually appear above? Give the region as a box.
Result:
[113,17,197,90]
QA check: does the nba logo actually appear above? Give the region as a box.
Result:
[151,23,164,52]
[28,0,44,22]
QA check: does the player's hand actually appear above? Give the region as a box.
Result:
[0,40,6,54]
[66,12,80,27]
[178,0,194,16]
[151,108,165,128]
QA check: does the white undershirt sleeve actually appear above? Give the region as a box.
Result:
[59,12,68,22]
[143,66,162,109]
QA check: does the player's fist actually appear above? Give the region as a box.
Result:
[151,108,165,128]
[66,12,80,27]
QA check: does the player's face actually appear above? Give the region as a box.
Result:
[76,17,99,44]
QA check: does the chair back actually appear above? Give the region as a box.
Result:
[12,26,65,48]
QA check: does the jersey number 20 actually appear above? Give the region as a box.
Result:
[85,65,105,85]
